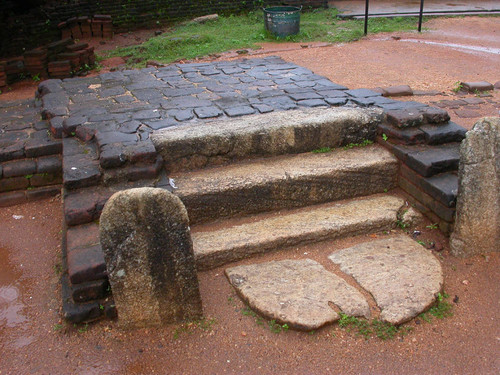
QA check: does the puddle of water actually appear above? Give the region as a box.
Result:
[401,39,500,55]
[0,247,27,329]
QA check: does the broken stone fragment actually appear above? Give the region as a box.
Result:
[225,259,369,331]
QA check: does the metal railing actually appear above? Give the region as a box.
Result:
[364,0,426,35]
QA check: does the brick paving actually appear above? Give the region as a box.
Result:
[0,99,62,206]
[0,56,477,322]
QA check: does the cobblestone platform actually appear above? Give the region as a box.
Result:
[0,56,469,322]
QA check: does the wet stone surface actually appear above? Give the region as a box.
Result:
[34,56,441,186]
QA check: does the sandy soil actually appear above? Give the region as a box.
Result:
[1,17,500,375]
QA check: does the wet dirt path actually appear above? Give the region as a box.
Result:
[0,197,499,374]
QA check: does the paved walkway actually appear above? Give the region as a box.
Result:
[330,0,500,17]
[37,56,440,192]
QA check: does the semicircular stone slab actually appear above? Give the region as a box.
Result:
[225,259,370,331]
[329,235,443,325]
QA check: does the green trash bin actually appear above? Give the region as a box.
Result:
[263,6,302,38]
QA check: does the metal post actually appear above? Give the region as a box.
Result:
[364,0,369,35]
[418,0,425,32]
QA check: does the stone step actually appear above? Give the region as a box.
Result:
[0,98,62,162]
[385,142,460,177]
[378,121,466,146]
[192,194,405,270]
[172,144,398,224]
[0,185,61,207]
[0,155,63,202]
[401,165,458,208]
[151,107,383,173]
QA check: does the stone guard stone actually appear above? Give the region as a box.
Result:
[100,187,202,328]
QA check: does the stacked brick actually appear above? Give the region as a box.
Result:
[376,106,467,233]
[0,39,97,85]
[0,100,63,207]
[58,15,113,40]
[24,48,48,78]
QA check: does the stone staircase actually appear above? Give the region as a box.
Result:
[23,56,465,325]
[60,107,407,322]
[59,103,459,325]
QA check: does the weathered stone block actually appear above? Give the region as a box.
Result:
[386,109,424,128]
[37,155,62,174]
[0,176,30,192]
[450,117,500,257]
[100,188,203,328]
[2,159,37,177]
[382,85,413,97]
[0,190,26,207]
[67,244,107,284]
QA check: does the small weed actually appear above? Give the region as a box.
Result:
[372,319,398,340]
[242,306,289,333]
[426,223,438,230]
[173,317,217,340]
[396,219,409,230]
[268,320,289,333]
[452,81,463,93]
[383,188,388,193]
[53,263,62,275]
[382,133,388,141]
[77,323,89,333]
[53,323,63,331]
[419,292,453,322]
[32,73,41,82]
[99,304,104,311]
[338,313,409,340]
[241,307,257,317]
[343,139,373,150]
[312,147,332,153]
[24,174,33,179]
[70,131,76,136]
[416,240,427,246]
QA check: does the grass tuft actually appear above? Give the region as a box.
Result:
[104,10,424,66]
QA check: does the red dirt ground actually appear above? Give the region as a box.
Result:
[1,17,499,375]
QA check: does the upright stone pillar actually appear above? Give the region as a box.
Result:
[100,188,202,328]
[450,118,500,257]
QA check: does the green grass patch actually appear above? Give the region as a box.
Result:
[338,313,412,340]
[312,147,333,153]
[104,10,424,67]
[343,139,373,150]
[419,292,453,322]
[241,306,289,333]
